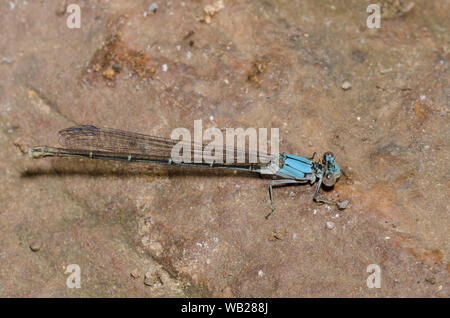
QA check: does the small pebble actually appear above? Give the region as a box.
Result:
[326,221,335,230]
[162,64,168,72]
[130,268,140,279]
[425,276,436,285]
[30,241,42,252]
[149,3,158,13]
[144,271,158,286]
[103,68,115,80]
[221,286,234,297]
[269,231,283,241]
[337,200,350,210]
[342,81,352,90]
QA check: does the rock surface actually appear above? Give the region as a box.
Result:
[0,0,448,297]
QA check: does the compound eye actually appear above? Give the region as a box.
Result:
[323,151,335,162]
[323,172,336,187]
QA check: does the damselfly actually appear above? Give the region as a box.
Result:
[29,125,349,218]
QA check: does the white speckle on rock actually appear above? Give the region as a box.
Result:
[149,3,158,13]
[380,68,393,74]
[258,270,264,277]
[186,51,193,59]
[342,81,352,90]
[162,64,168,72]
[326,221,335,230]
[1,57,14,64]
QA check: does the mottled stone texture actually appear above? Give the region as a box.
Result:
[0,0,448,297]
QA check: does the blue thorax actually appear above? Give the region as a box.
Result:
[277,153,313,179]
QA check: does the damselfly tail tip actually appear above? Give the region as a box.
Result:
[28,146,46,159]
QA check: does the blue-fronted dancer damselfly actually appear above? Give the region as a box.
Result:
[29,125,349,218]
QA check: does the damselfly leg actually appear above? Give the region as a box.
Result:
[267,179,308,219]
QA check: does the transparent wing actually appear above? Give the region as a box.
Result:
[58,125,273,165]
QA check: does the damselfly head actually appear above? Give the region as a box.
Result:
[322,152,341,187]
